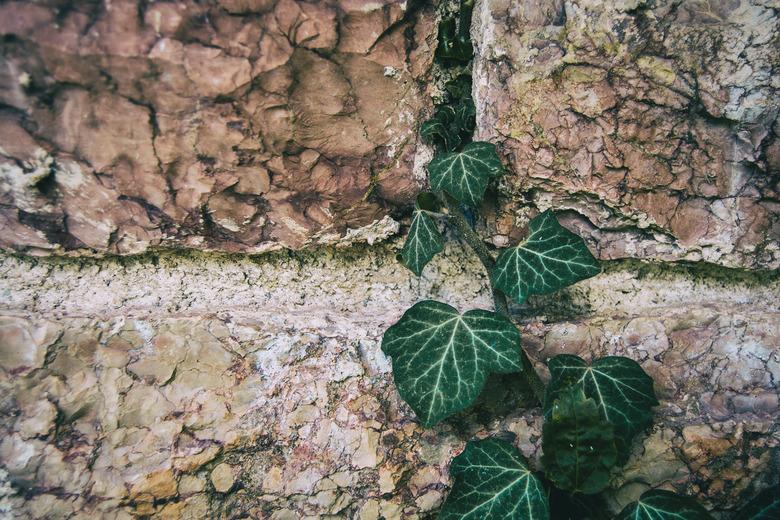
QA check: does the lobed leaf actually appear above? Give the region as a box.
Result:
[398,192,444,276]
[440,437,550,520]
[541,387,618,495]
[616,490,714,520]
[544,355,658,463]
[381,300,522,427]
[491,210,600,304]
[428,141,504,207]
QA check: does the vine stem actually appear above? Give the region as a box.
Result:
[441,193,547,405]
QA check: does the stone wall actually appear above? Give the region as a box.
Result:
[1,0,779,519]
[474,0,780,269]
[0,0,434,254]
[1,248,779,519]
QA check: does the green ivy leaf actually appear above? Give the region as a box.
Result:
[541,387,618,494]
[420,97,475,153]
[544,355,658,462]
[491,210,601,304]
[398,193,444,276]
[445,74,473,101]
[381,300,522,427]
[421,105,462,152]
[440,437,550,520]
[429,141,504,207]
[616,490,714,520]
[735,485,780,520]
[435,16,473,65]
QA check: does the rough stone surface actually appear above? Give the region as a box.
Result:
[0,0,436,255]
[474,0,780,269]
[2,0,778,270]
[1,0,779,519]
[0,245,778,518]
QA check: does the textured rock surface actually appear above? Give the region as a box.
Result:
[2,0,780,518]
[474,0,780,269]
[1,246,778,518]
[0,0,435,255]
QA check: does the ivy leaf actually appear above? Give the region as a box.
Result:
[429,141,504,207]
[440,437,550,520]
[616,490,714,520]
[421,105,460,152]
[381,300,522,427]
[453,98,476,135]
[435,16,473,65]
[421,98,475,153]
[398,193,444,276]
[491,210,601,304]
[445,74,473,100]
[541,387,618,494]
[544,355,658,462]
[735,485,780,520]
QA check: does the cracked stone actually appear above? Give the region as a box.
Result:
[131,468,178,501]
[1,246,776,517]
[1,1,779,517]
[211,463,238,493]
[473,0,780,269]
[0,317,51,374]
[0,0,433,255]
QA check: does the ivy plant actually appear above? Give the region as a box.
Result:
[439,438,549,519]
[420,92,475,153]
[381,300,522,427]
[380,1,773,518]
[734,485,780,520]
[615,490,714,520]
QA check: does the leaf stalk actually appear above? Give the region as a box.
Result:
[441,192,547,404]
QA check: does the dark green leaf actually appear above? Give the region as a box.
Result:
[491,210,600,304]
[441,437,550,520]
[735,485,780,520]
[420,98,475,153]
[616,490,714,520]
[544,355,658,462]
[382,300,522,427]
[547,486,611,520]
[414,191,440,212]
[454,98,476,134]
[398,193,445,276]
[541,387,618,494]
[421,105,461,152]
[435,16,473,65]
[428,141,504,207]
[445,74,473,100]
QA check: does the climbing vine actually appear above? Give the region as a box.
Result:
[381,1,779,519]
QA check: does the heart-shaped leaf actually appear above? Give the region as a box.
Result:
[398,193,445,276]
[381,300,522,427]
[616,490,714,519]
[735,485,780,520]
[440,437,550,520]
[544,355,658,462]
[491,210,600,304]
[429,141,504,207]
[542,387,618,494]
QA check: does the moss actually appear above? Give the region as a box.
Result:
[601,258,780,288]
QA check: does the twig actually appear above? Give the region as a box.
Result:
[441,193,546,404]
